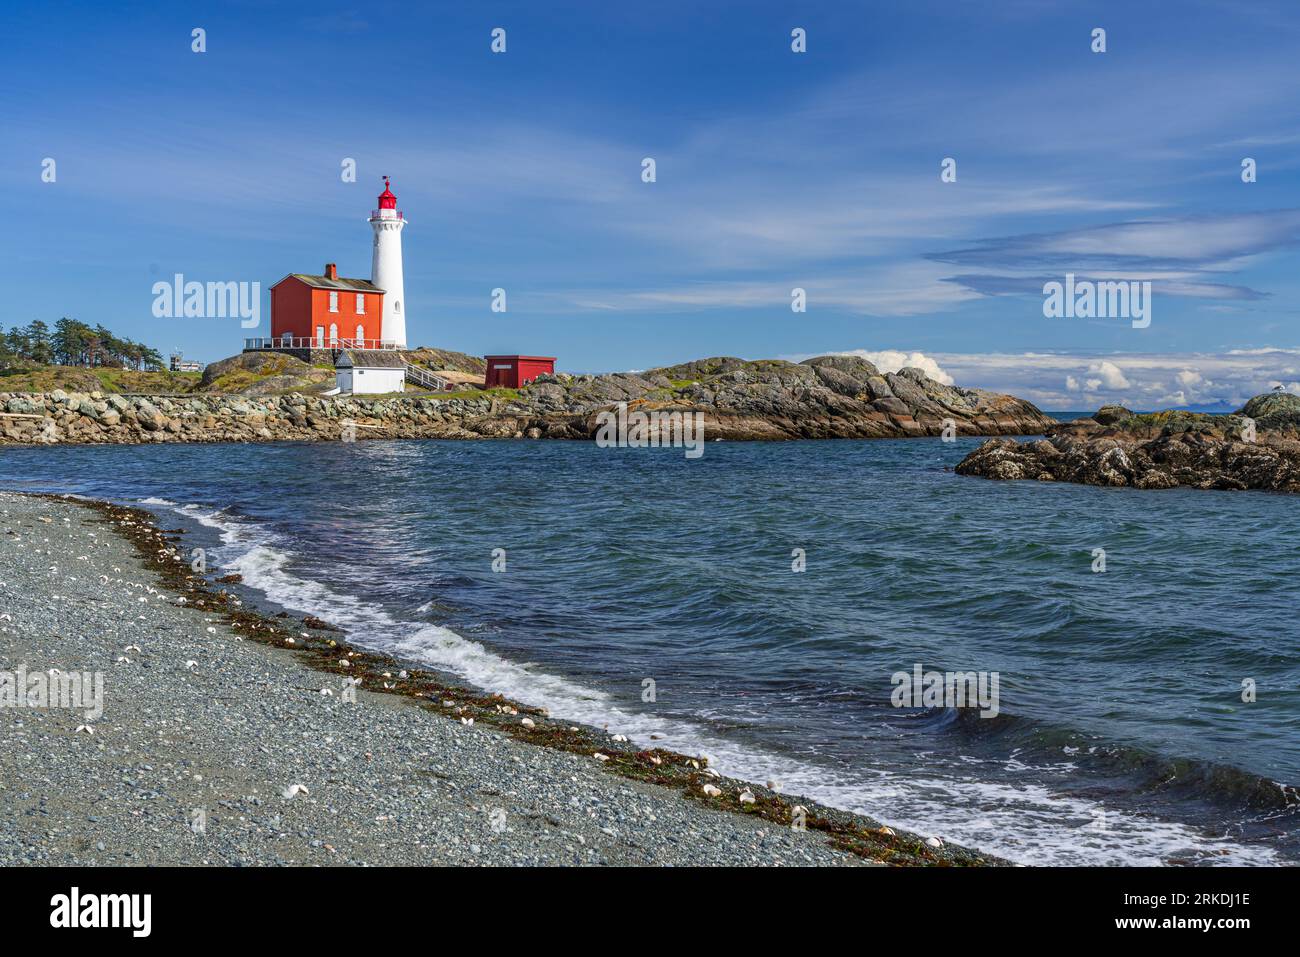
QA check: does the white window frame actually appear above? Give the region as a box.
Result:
[355,324,365,343]
[328,291,339,313]
[329,323,338,346]
[356,294,365,314]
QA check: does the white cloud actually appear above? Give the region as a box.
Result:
[543,263,981,318]
[1087,360,1131,390]
[825,350,955,385]
[786,348,1300,408]
[931,348,1300,410]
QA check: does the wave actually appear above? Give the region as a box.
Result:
[142,500,1283,866]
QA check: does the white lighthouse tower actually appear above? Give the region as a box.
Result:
[369,176,408,349]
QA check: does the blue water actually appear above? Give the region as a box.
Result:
[2,437,1297,865]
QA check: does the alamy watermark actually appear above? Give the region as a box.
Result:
[1043,274,1151,329]
[595,402,705,459]
[50,887,151,937]
[891,663,1000,718]
[152,273,260,328]
[1,667,103,720]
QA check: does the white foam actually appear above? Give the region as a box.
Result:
[147,499,1282,867]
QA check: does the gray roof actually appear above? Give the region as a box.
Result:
[274,273,384,293]
[336,350,408,369]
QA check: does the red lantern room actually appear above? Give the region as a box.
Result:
[378,176,397,209]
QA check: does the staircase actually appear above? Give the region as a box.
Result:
[402,359,448,391]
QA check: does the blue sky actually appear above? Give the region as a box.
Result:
[4,0,1300,408]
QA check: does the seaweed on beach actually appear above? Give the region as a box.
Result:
[35,492,1005,867]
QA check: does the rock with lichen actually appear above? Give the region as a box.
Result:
[956,394,1300,494]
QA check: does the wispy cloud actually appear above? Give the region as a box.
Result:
[931,211,1300,272]
[540,262,981,316]
[928,211,1300,304]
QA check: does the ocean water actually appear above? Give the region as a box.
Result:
[2,437,1297,865]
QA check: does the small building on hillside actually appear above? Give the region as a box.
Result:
[335,350,407,395]
[484,355,556,389]
[169,352,203,373]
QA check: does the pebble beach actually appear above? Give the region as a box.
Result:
[0,490,938,867]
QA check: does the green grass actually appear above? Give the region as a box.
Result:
[93,368,202,392]
[0,364,200,394]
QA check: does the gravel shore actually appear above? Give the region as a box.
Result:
[0,490,884,866]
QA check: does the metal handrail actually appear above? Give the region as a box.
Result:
[402,359,449,391]
[243,337,399,351]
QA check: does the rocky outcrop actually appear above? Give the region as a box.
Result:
[0,354,1057,446]
[197,352,336,395]
[956,393,1300,493]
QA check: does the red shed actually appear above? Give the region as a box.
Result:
[484,355,556,389]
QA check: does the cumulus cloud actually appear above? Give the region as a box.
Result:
[1085,360,1130,390]
[930,349,1300,410]
[797,349,955,385]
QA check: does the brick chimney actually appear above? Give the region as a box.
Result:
[324,263,338,280]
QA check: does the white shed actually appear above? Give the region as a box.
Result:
[335,350,406,395]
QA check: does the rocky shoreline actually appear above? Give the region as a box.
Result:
[0,355,1056,446]
[956,393,1300,494]
[0,490,1002,866]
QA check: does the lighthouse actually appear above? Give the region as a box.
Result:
[369,176,408,349]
